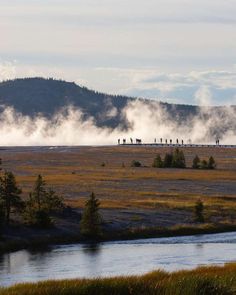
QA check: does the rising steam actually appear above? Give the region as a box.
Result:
[0,99,235,146]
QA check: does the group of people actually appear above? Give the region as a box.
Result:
[118,138,142,145]
[117,138,221,145]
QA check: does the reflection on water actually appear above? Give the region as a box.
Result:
[0,231,236,287]
[82,243,101,255]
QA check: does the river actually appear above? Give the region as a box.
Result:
[1,231,236,286]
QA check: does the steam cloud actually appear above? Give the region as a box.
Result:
[0,99,235,146]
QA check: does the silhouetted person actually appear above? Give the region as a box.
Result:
[165,139,167,144]
[182,139,184,145]
[154,138,156,143]
[130,138,133,144]
[118,139,120,145]
[160,138,163,143]
[170,139,172,144]
[176,139,179,144]
[123,139,126,144]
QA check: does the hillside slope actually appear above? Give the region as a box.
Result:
[0,78,199,128]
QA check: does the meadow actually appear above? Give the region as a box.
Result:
[0,145,236,251]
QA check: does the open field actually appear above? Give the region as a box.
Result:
[0,263,236,295]
[0,145,236,251]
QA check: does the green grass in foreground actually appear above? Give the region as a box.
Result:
[1,264,236,295]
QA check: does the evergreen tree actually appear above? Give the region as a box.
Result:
[194,199,204,223]
[24,176,63,228]
[172,148,186,168]
[0,171,22,224]
[208,156,216,169]
[80,192,102,238]
[32,174,46,210]
[192,155,200,169]
[163,153,173,168]
[152,154,163,168]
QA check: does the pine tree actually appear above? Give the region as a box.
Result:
[208,156,216,169]
[80,192,102,238]
[163,153,173,168]
[32,174,46,210]
[172,148,186,168]
[192,155,200,169]
[152,154,163,168]
[194,199,204,223]
[0,171,22,224]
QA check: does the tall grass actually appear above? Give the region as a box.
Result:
[0,264,236,295]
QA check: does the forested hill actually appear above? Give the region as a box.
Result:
[0,77,201,128]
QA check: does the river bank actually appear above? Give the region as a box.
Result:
[1,221,236,254]
[1,263,236,294]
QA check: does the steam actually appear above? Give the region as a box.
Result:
[0,98,235,146]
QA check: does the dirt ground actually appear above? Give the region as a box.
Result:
[0,145,236,232]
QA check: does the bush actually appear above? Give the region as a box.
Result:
[131,160,142,167]
[152,154,163,168]
[200,160,208,169]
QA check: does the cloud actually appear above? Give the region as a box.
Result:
[116,68,236,106]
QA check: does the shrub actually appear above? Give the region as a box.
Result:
[131,160,142,167]
[152,154,163,168]
[200,160,208,169]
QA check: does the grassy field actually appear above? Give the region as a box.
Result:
[0,263,236,295]
[0,145,236,251]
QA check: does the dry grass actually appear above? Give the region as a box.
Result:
[0,263,236,295]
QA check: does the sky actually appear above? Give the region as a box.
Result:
[0,0,236,105]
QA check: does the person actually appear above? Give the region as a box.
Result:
[154,138,156,143]
[176,139,179,144]
[118,139,120,145]
[130,138,133,144]
[160,138,162,143]
[170,139,172,144]
[182,139,184,145]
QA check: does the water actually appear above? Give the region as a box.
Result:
[1,232,236,286]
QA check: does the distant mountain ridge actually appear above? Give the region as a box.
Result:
[0,77,201,128]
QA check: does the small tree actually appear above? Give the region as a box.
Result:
[208,156,216,169]
[152,154,163,168]
[80,192,102,239]
[194,199,204,223]
[32,175,46,210]
[0,171,23,224]
[192,155,200,169]
[24,176,63,228]
[163,153,173,168]
[172,148,186,168]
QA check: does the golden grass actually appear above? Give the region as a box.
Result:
[1,263,236,295]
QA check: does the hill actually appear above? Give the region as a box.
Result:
[0,78,199,128]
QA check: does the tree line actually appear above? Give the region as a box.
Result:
[151,148,216,169]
